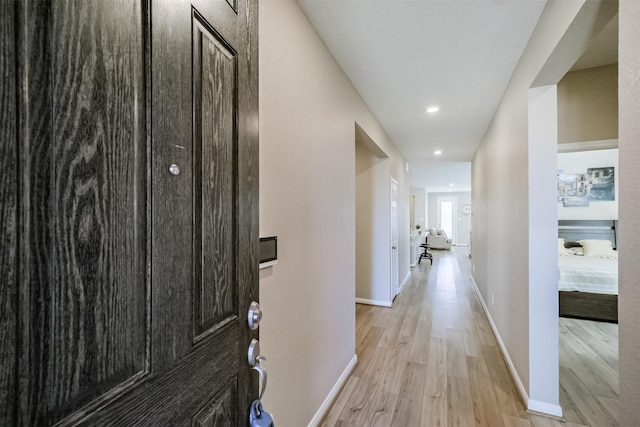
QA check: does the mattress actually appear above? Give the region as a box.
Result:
[558,256,618,295]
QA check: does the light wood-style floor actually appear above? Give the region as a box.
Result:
[321,247,619,427]
[559,317,618,426]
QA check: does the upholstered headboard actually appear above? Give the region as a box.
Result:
[558,220,618,250]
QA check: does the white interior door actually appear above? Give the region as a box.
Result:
[437,196,457,244]
[391,179,399,298]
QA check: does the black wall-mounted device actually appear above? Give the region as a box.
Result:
[259,236,277,264]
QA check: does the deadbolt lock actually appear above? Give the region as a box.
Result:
[248,301,262,330]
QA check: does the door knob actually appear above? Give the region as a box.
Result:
[248,338,265,367]
[248,301,262,330]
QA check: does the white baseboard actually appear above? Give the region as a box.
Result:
[469,276,529,408]
[308,354,358,427]
[398,272,411,293]
[355,298,392,307]
[528,399,563,418]
[469,276,563,418]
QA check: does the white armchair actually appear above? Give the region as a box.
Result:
[426,228,452,250]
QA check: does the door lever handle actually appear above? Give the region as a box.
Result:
[247,339,268,402]
[252,362,267,402]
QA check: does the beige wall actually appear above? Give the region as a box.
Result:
[471,0,618,413]
[479,2,637,421]
[558,64,618,143]
[618,1,640,423]
[259,1,409,425]
[410,187,427,231]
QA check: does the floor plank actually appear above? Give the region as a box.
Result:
[447,375,475,427]
[467,355,505,427]
[321,376,359,427]
[559,317,619,426]
[391,361,426,426]
[320,248,619,427]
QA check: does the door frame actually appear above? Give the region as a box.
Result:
[390,178,399,299]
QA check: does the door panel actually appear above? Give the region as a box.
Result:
[17,1,147,424]
[193,12,238,338]
[2,0,259,425]
[72,326,240,426]
[391,179,399,298]
[150,0,258,422]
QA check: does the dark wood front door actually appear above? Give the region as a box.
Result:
[0,0,258,425]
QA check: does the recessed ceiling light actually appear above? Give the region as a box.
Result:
[449,183,454,187]
[434,150,442,155]
[427,106,440,113]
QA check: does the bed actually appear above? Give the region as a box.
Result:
[558,220,618,323]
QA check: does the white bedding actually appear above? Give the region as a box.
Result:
[558,256,618,295]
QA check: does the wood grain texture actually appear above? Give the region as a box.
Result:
[320,376,359,427]
[235,0,260,418]
[467,355,505,427]
[391,361,426,426]
[560,367,617,427]
[18,1,147,424]
[323,249,529,427]
[151,0,196,371]
[559,291,618,323]
[0,1,17,425]
[322,248,620,427]
[446,328,469,380]
[17,2,54,423]
[482,345,528,419]
[322,249,536,427]
[337,380,378,425]
[559,318,619,426]
[193,15,238,337]
[192,388,237,427]
[71,325,240,426]
[152,0,259,424]
[5,0,259,424]
[193,385,236,427]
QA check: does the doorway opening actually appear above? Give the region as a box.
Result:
[437,196,457,243]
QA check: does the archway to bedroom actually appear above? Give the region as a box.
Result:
[555,43,619,426]
[528,6,619,425]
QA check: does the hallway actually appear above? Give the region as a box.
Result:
[321,248,589,427]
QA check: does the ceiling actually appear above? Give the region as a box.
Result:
[297,0,550,192]
[570,11,618,71]
[297,1,618,192]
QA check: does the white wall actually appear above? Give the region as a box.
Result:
[527,85,560,414]
[618,1,640,424]
[472,0,616,415]
[259,1,409,425]
[427,191,471,245]
[557,149,618,220]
